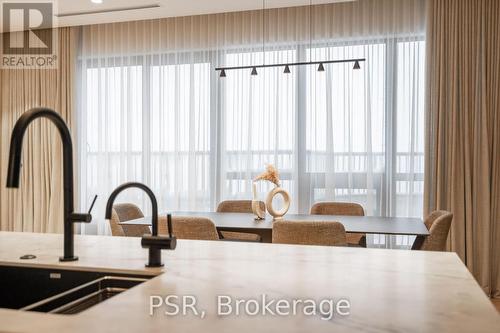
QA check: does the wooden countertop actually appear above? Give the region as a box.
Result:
[0,231,498,332]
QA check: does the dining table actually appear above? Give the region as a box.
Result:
[120,211,429,248]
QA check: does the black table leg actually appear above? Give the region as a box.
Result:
[411,235,426,250]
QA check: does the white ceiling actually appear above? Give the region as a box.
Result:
[1,0,353,32]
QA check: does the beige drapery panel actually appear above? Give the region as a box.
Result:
[81,0,425,56]
[424,0,500,297]
[0,27,78,233]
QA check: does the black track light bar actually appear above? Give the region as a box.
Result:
[216,58,365,74]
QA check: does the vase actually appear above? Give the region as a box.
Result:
[251,182,266,220]
[266,186,290,220]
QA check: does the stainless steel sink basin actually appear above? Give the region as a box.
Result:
[0,265,151,314]
[21,275,148,314]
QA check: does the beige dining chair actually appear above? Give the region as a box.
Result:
[272,220,347,246]
[216,200,265,242]
[416,210,453,251]
[109,203,151,237]
[159,216,219,240]
[310,202,366,247]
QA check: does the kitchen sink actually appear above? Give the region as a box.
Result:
[0,265,152,314]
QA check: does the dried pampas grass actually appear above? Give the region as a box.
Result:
[254,164,280,187]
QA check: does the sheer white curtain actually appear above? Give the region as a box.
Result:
[77,23,216,235]
[76,0,426,245]
[220,49,297,209]
[304,40,426,248]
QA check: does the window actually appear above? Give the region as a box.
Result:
[79,57,213,235]
[79,38,425,249]
[83,65,143,198]
[395,41,425,218]
[149,63,212,209]
[221,49,296,199]
[305,43,386,216]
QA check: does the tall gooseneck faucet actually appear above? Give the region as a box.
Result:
[105,182,176,267]
[6,108,94,261]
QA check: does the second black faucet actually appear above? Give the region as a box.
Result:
[104,182,176,267]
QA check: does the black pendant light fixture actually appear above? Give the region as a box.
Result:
[216,0,366,77]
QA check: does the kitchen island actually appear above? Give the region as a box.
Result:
[0,231,498,332]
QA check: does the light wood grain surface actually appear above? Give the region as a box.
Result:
[0,231,498,333]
